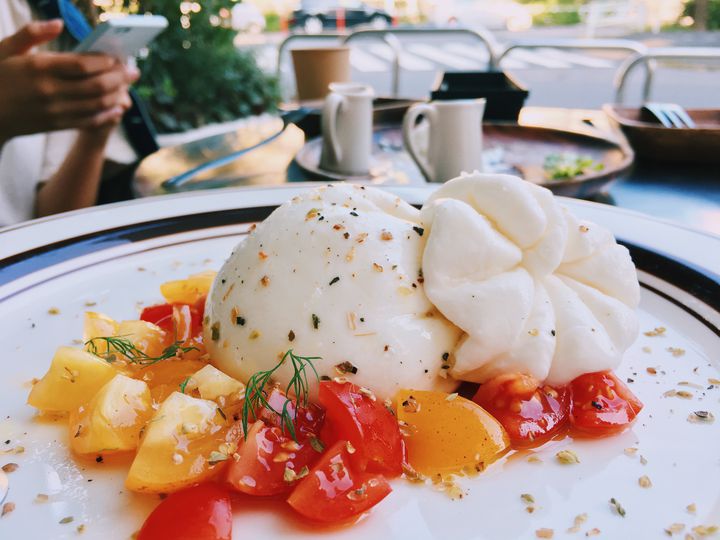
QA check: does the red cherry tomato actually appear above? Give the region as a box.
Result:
[225,421,322,496]
[140,303,173,333]
[287,440,392,523]
[140,297,205,342]
[137,483,232,540]
[472,373,570,448]
[569,371,643,437]
[318,381,403,476]
[259,388,325,442]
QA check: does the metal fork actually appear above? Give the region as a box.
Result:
[642,102,697,129]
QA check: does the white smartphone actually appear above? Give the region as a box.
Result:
[74,15,168,60]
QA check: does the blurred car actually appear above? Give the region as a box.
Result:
[231,3,266,33]
[290,2,394,33]
[430,0,533,32]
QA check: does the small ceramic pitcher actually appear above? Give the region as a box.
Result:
[320,83,374,175]
[403,98,486,183]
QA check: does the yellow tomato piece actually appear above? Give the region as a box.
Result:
[83,312,119,355]
[190,364,245,403]
[69,374,152,456]
[27,347,117,413]
[160,271,216,305]
[135,359,209,404]
[396,390,509,477]
[117,320,167,358]
[126,392,231,493]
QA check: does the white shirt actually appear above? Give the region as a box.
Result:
[0,0,137,227]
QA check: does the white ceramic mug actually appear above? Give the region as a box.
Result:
[402,98,486,183]
[320,83,374,175]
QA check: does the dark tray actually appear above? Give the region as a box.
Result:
[431,71,529,122]
[295,123,634,198]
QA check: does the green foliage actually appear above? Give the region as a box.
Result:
[119,0,280,133]
[522,0,584,26]
[264,12,281,32]
[683,0,720,29]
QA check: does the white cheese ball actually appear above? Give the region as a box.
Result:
[420,173,640,386]
[205,184,461,401]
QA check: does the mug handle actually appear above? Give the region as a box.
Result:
[322,93,344,164]
[402,103,435,182]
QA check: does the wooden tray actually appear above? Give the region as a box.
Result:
[295,123,634,198]
[604,105,720,164]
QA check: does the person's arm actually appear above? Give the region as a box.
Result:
[0,20,138,147]
[34,123,119,217]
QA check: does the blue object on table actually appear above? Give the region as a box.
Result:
[28,0,159,158]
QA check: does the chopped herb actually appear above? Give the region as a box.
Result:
[95,456,103,463]
[211,323,221,341]
[521,493,535,504]
[591,401,602,410]
[688,410,715,424]
[543,152,604,180]
[235,316,246,326]
[556,449,579,464]
[59,516,74,525]
[442,352,449,361]
[179,376,192,394]
[1,502,15,517]
[693,525,719,536]
[349,211,359,217]
[643,326,666,337]
[309,437,325,453]
[329,276,340,286]
[412,226,424,237]
[85,336,199,367]
[335,361,358,375]
[311,314,320,330]
[664,523,685,535]
[208,451,228,465]
[241,350,320,443]
[609,497,626,517]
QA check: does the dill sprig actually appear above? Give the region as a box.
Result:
[85,335,198,367]
[241,349,320,442]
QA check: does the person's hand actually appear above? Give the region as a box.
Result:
[0,20,139,143]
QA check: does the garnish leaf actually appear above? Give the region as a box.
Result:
[241,349,320,443]
[85,336,198,367]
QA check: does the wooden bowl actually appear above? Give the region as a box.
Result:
[604,105,720,164]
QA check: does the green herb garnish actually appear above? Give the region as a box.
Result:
[543,152,604,180]
[179,376,192,394]
[241,349,320,442]
[85,336,198,367]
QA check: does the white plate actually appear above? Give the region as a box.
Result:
[1,184,719,540]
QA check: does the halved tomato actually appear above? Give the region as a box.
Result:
[287,440,392,524]
[569,371,643,437]
[140,304,174,334]
[137,483,232,540]
[140,297,205,342]
[318,381,403,476]
[258,388,325,442]
[225,421,321,497]
[472,373,570,448]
